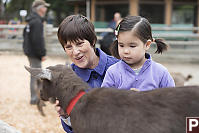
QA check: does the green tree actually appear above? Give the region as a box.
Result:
[5,0,33,21]
[5,0,74,26]
[7,0,33,12]
[45,0,74,26]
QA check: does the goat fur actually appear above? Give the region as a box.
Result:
[25,64,199,133]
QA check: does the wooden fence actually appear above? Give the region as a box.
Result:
[0,24,199,63]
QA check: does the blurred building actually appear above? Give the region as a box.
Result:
[68,0,199,27]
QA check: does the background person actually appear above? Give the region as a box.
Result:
[102,15,175,90]
[100,12,122,55]
[108,12,122,30]
[22,0,49,105]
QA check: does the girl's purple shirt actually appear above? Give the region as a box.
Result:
[101,53,175,91]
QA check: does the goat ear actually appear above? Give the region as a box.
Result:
[24,65,52,81]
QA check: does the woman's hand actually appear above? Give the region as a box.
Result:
[55,100,67,118]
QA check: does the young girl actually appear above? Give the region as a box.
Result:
[101,16,175,91]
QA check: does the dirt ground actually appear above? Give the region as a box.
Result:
[0,52,199,133]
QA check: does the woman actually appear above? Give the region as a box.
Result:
[56,14,119,133]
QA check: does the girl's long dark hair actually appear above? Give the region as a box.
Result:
[111,16,168,59]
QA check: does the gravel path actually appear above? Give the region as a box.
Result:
[0,52,68,133]
[0,52,198,133]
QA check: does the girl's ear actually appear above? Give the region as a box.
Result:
[145,40,152,50]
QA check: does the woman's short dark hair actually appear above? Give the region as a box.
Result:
[111,15,168,59]
[57,14,97,49]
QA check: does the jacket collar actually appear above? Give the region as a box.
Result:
[26,11,44,22]
[121,53,152,73]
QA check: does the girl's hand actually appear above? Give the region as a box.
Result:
[130,88,140,92]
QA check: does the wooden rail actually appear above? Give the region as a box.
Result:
[0,24,198,62]
[0,24,198,43]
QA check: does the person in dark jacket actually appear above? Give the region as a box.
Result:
[99,12,122,55]
[23,0,49,105]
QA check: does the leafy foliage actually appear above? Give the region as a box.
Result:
[45,0,74,26]
[4,0,75,26]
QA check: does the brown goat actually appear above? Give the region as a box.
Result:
[25,65,199,133]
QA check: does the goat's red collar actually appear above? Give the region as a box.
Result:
[66,91,86,116]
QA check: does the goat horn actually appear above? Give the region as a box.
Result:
[24,65,52,80]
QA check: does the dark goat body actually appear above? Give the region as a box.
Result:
[25,65,199,133]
